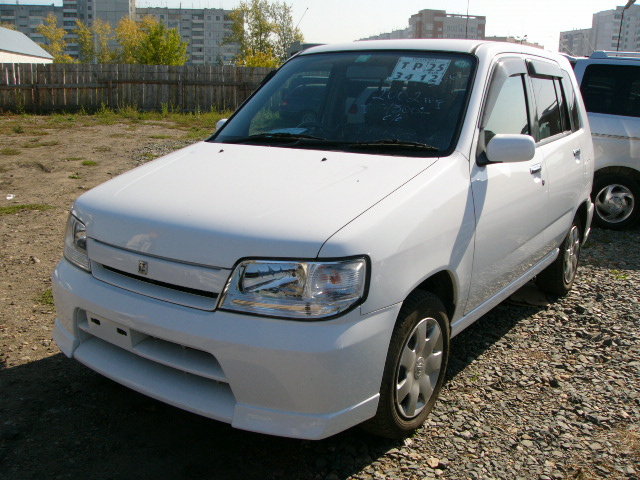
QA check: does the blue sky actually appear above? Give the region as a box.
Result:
[2,0,633,50]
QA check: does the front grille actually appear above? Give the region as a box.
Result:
[103,265,218,299]
[87,239,231,311]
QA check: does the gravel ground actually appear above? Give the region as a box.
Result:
[1,129,639,479]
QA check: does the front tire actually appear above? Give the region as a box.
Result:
[592,173,640,230]
[536,219,581,296]
[363,291,450,439]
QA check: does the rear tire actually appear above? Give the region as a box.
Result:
[536,219,581,296]
[592,173,640,230]
[363,291,450,439]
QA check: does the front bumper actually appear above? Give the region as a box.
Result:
[52,259,400,439]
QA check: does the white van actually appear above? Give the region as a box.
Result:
[53,40,594,440]
[572,51,640,229]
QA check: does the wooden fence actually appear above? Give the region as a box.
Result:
[0,63,272,113]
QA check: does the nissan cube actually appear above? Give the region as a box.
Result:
[53,40,594,440]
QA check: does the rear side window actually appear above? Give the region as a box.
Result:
[531,77,563,140]
[561,76,581,131]
[581,64,640,117]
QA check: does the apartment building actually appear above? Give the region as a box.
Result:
[360,8,485,42]
[0,3,60,47]
[558,28,593,57]
[0,0,239,64]
[409,9,485,40]
[559,5,640,56]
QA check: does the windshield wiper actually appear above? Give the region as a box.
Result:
[222,132,328,144]
[347,139,439,151]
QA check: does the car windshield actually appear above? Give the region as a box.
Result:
[210,50,477,156]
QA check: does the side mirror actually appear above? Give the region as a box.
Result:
[485,134,535,163]
[216,119,227,131]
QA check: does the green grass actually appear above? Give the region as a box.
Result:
[22,139,60,148]
[610,269,629,280]
[139,152,159,161]
[68,173,81,179]
[81,160,98,166]
[1,147,21,156]
[0,108,231,136]
[0,204,55,215]
[35,288,54,306]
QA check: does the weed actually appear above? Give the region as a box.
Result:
[13,125,24,134]
[95,146,111,152]
[610,269,629,280]
[140,152,159,161]
[0,204,55,215]
[1,147,20,155]
[23,139,60,148]
[82,160,97,166]
[68,173,81,179]
[36,288,55,306]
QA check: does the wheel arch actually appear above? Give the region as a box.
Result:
[410,270,457,322]
[594,165,640,184]
[575,199,590,241]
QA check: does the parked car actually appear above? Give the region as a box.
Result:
[572,51,640,229]
[53,40,594,440]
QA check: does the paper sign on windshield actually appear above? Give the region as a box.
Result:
[388,57,451,85]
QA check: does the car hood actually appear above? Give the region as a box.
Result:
[74,142,437,268]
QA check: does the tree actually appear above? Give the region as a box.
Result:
[37,13,74,63]
[116,16,188,65]
[225,0,302,67]
[136,19,189,65]
[75,19,118,64]
[93,19,117,64]
[270,1,303,62]
[115,17,147,64]
[75,20,95,63]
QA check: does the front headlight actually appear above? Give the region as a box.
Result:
[219,258,368,319]
[63,213,90,272]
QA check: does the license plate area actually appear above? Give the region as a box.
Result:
[78,313,147,350]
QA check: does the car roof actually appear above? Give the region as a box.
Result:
[297,39,570,68]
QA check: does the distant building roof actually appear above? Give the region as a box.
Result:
[0,27,54,60]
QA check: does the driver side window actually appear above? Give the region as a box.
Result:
[484,74,530,146]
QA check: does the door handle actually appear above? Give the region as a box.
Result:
[573,148,581,157]
[529,163,542,175]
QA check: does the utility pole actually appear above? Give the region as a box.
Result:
[617,0,636,51]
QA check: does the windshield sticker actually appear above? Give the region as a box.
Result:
[388,57,451,85]
[269,128,307,134]
[355,55,372,63]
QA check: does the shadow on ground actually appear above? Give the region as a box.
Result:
[0,297,544,480]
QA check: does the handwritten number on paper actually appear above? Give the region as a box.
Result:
[388,57,451,85]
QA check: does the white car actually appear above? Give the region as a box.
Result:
[53,40,594,440]
[572,51,640,229]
